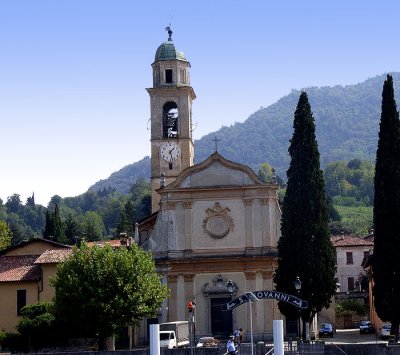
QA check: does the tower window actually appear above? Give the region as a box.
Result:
[163,102,179,138]
[180,69,186,84]
[165,69,173,83]
[169,163,173,170]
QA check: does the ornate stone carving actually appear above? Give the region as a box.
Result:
[243,199,253,207]
[184,274,195,282]
[167,274,178,282]
[245,272,256,280]
[165,202,177,210]
[183,202,193,209]
[202,202,234,238]
[202,274,238,295]
[261,271,273,279]
[259,199,269,205]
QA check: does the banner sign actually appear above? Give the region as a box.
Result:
[222,290,308,311]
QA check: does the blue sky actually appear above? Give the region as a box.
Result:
[1,0,399,206]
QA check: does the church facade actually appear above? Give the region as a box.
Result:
[139,28,283,343]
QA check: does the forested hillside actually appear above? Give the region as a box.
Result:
[2,73,398,245]
[90,73,400,193]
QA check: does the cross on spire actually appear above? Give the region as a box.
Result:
[212,136,221,152]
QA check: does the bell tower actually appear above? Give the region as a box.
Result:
[147,27,196,212]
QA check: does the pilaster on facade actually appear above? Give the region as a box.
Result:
[184,274,195,318]
[244,199,254,249]
[167,275,178,321]
[184,202,193,250]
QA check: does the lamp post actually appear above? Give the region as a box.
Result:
[293,276,302,340]
[226,280,234,336]
[188,301,195,355]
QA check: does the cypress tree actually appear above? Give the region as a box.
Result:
[43,210,55,239]
[373,74,400,341]
[274,92,337,338]
[43,204,66,244]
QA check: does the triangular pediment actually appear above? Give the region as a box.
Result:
[165,152,264,190]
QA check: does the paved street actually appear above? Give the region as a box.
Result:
[322,328,387,345]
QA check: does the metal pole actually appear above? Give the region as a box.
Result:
[150,324,160,355]
[189,313,193,355]
[249,301,254,355]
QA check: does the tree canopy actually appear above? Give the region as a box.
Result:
[0,220,12,250]
[52,243,169,349]
[273,92,337,339]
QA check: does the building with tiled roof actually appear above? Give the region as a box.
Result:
[331,234,373,293]
[0,238,71,333]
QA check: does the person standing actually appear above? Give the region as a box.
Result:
[234,328,241,344]
[226,336,236,355]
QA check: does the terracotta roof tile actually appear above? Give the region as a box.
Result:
[35,249,72,264]
[331,235,374,247]
[0,255,41,282]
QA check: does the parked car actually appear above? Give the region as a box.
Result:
[359,320,375,334]
[318,323,334,338]
[380,323,391,339]
[196,337,219,347]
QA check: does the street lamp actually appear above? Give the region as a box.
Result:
[293,276,302,340]
[226,280,235,336]
[227,280,234,297]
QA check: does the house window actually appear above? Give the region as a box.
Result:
[17,289,26,316]
[346,252,353,264]
[348,277,355,291]
[180,69,186,84]
[165,69,173,83]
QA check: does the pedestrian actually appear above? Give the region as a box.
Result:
[239,328,243,344]
[226,336,236,355]
[234,328,241,344]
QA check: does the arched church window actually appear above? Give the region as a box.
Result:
[163,102,179,138]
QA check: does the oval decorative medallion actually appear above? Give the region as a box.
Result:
[203,202,234,239]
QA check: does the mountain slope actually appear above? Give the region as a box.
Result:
[89,73,400,193]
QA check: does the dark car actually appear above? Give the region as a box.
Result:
[319,323,334,338]
[359,320,375,334]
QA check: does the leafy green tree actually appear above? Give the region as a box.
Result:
[0,220,13,250]
[80,211,105,241]
[324,159,374,206]
[100,198,125,235]
[52,243,169,350]
[16,302,59,350]
[336,299,366,317]
[373,74,400,342]
[273,92,337,339]
[64,214,80,245]
[6,194,22,214]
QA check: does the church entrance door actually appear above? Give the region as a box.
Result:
[211,297,232,338]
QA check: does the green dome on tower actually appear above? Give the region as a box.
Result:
[155,41,187,62]
[154,26,187,62]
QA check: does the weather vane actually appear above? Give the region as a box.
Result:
[165,25,173,41]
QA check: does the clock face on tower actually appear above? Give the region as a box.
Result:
[160,142,181,162]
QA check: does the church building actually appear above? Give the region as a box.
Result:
[138,28,283,343]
